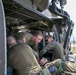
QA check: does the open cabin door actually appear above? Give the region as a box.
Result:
[0,0,7,75]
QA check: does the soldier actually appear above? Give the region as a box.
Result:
[7,35,17,48]
[40,35,65,61]
[15,31,43,54]
[39,58,76,74]
[8,34,76,75]
[14,32,39,59]
[7,43,43,75]
[7,33,51,75]
[7,35,17,75]
[14,32,29,43]
[26,31,43,54]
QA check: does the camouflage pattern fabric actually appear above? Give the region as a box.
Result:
[8,43,42,75]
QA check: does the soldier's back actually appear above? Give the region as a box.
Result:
[7,43,41,75]
[52,40,65,61]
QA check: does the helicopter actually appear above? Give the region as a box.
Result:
[0,0,74,75]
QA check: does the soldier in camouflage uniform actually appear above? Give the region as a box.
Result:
[39,58,76,74]
[40,35,65,61]
[7,35,17,48]
[7,43,43,75]
[15,31,43,54]
[10,33,76,75]
[14,32,41,59]
[8,32,51,75]
[26,31,43,54]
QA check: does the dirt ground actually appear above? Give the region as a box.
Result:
[71,47,76,54]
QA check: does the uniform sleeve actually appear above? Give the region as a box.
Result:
[39,42,54,58]
[32,49,39,60]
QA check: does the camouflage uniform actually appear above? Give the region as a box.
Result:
[15,32,38,52]
[40,40,65,61]
[8,43,42,75]
[45,59,76,74]
[27,38,39,54]
[15,32,39,59]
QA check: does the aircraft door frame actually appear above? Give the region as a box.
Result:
[0,0,7,75]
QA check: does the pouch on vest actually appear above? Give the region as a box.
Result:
[42,68,51,75]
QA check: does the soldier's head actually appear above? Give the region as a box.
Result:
[15,32,27,43]
[45,35,53,43]
[32,31,43,45]
[7,35,16,46]
[15,32,33,43]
